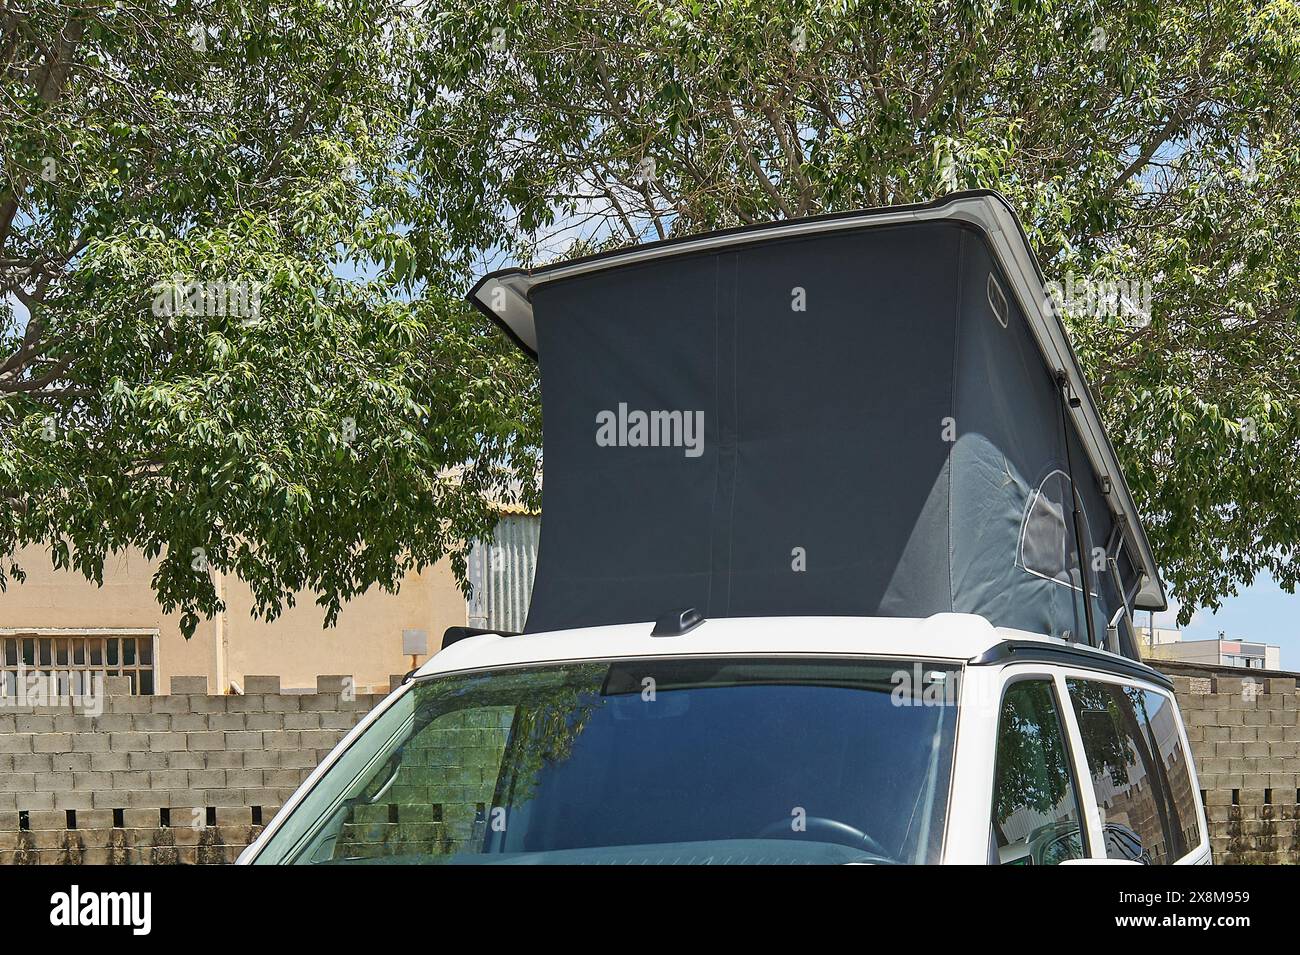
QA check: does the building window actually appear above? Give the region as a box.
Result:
[0,630,157,698]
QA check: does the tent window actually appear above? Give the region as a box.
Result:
[1019,470,1094,593]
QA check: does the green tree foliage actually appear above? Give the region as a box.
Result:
[4,0,1299,630]
[1,2,540,634]
[413,0,1300,621]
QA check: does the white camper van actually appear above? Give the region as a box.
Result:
[239,613,1209,865]
[239,192,1209,865]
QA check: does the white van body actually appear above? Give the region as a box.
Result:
[238,614,1211,865]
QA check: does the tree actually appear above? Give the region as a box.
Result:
[410,0,1300,621]
[1,1,540,635]
[6,0,1300,632]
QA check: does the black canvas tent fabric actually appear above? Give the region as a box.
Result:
[516,218,1136,640]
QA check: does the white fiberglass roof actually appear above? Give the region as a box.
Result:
[418,613,1065,678]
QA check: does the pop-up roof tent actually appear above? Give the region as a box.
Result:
[469,190,1166,659]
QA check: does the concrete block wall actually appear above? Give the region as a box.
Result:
[0,674,387,864]
[1168,671,1300,865]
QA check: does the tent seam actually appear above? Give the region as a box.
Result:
[948,229,965,615]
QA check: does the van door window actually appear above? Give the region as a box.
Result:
[991,679,1087,864]
[1132,688,1202,854]
[1065,679,1190,863]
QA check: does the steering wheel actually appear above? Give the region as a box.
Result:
[756,816,889,856]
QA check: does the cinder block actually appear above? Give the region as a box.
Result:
[187,731,225,751]
[243,676,281,694]
[133,713,172,732]
[262,730,300,750]
[118,808,154,828]
[208,712,246,731]
[90,789,123,809]
[31,734,72,754]
[0,735,33,755]
[13,753,52,773]
[53,791,93,811]
[107,695,151,714]
[78,809,115,829]
[224,731,263,750]
[202,789,246,808]
[185,694,229,714]
[15,791,55,811]
[109,732,149,751]
[91,713,135,732]
[70,771,112,790]
[194,750,237,770]
[242,750,281,769]
[226,694,266,713]
[317,675,353,694]
[127,752,169,771]
[170,676,209,694]
[1267,677,1297,694]
[263,695,300,713]
[1201,757,1230,776]
[299,730,340,750]
[146,733,187,752]
[53,713,98,733]
[125,789,169,809]
[278,750,318,770]
[320,712,358,731]
[16,715,56,734]
[187,769,226,789]
[225,769,264,789]
[166,792,207,812]
[103,676,132,696]
[34,771,76,792]
[148,770,190,790]
[27,810,67,830]
[166,751,207,771]
[151,695,195,714]
[169,714,208,732]
[216,806,252,826]
[263,768,307,788]
[70,733,110,753]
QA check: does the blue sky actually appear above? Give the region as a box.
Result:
[1152,573,1300,670]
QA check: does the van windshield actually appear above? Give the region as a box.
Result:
[254,656,960,865]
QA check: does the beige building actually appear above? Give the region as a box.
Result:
[0,512,539,696]
[1136,624,1282,670]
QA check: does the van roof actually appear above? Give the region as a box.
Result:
[416,613,1172,689]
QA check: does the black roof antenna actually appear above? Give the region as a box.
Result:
[651,608,705,637]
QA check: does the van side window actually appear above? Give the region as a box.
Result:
[1133,688,1202,854]
[991,680,1086,864]
[1065,679,1191,863]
